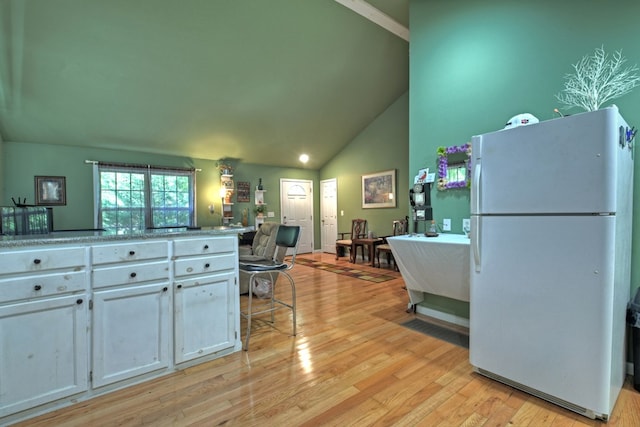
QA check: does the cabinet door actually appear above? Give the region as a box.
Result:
[92,282,171,388]
[0,295,88,416]
[174,272,235,363]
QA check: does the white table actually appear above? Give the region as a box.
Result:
[387,234,470,305]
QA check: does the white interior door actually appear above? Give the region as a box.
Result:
[280,179,313,254]
[320,179,337,253]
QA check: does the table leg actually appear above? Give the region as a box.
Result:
[368,244,375,267]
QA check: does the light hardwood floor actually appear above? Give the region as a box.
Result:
[14,253,640,426]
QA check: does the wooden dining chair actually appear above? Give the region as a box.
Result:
[376,217,408,270]
[335,219,367,262]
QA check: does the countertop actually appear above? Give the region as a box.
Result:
[387,233,470,245]
[0,225,255,248]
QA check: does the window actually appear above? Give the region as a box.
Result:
[94,163,195,234]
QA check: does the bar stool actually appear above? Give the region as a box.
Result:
[239,225,301,350]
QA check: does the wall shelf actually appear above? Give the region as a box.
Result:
[221,174,235,225]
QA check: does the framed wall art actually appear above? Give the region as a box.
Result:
[35,176,67,206]
[236,181,251,202]
[362,169,396,209]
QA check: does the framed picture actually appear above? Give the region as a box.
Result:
[35,176,67,206]
[416,168,428,183]
[362,169,396,209]
[236,181,250,202]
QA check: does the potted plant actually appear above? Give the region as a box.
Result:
[217,160,233,176]
[253,204,266,217]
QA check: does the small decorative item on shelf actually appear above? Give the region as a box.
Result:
[257,178,263,190]
[224,191,233,204]
[242,208,248,226]
[217,160,233,175]
[254,204,266,217]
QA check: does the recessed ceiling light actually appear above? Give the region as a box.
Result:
[299,154,309,164]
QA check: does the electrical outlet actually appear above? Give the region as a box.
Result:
[442,218,451,231]
[462,218,470,230]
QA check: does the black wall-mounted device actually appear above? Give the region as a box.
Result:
[410,183,433,232]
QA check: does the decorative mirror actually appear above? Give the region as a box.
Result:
[436,143,471,190]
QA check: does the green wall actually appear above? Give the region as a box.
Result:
[1,90,403,245]
[321,91,409,237]
[410,0,640,316]
[2,141,317,233]
[229,162,319,235]
[0,134,4,203]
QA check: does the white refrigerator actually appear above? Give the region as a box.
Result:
[469,105,634,420]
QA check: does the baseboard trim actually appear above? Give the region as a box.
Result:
[413,305,470,329]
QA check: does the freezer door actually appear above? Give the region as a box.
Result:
[471,107,629,215]
[469,215,621,415]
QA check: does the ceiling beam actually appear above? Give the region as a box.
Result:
[334,0,409,42]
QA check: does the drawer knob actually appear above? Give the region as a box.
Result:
[33,259,41,265]
[129,250,136,256]
[204,263,210,268]
[130,272,137,278]
[204,244,209,250]
[34,284,42,291]
[177,284,183,289]
[163,287,168,292]
[76,299,83,305]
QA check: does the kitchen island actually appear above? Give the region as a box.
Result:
[0,226,251,424]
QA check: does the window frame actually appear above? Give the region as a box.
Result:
[93,162,196,233]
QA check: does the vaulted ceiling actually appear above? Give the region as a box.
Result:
[0,0,409,169]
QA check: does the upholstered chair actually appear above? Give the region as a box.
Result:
[238,223,286,294]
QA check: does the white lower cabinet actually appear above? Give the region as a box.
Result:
[90,240,171,388]
[173,235,239,364]
[0,233,241,424]
[0,294,89,417]
[91,282,171,387]
[174,272,236,363]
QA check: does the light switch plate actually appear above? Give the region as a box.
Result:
[442,218,451,231]
[267,211,275,218]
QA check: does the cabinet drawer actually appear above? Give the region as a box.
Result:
[92,241,168,265]
[0,271,87,303]
[0,247,86,275]
[93,261,169,288]
[173,236,236,257]
[174,253,236,277]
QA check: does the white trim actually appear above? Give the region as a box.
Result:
[92,163,100,229]
[334,0,409,42]
[412,304,470,329]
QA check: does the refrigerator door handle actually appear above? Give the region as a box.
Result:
[471,215,481,272]
[471,156,481,215]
